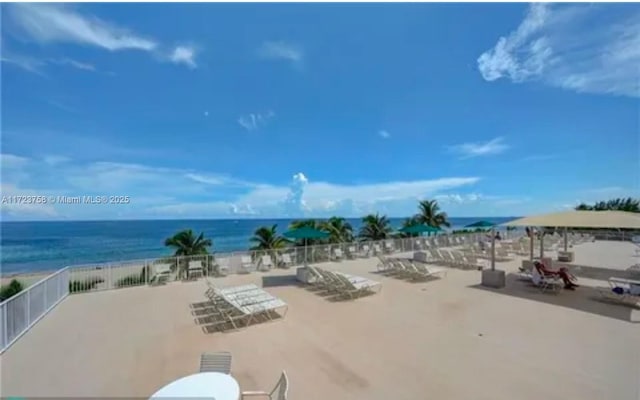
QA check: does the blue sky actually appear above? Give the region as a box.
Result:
[1,2,638,221]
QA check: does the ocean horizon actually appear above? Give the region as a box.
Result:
[1,217,519,274]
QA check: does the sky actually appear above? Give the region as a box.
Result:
[0,2,638,221]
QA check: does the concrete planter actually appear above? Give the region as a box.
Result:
[557,251,574,262]
[481,269,506,288]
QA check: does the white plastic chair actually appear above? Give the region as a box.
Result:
[242,371,289,400]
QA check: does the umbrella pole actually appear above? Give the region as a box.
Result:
[563,227,568,252]
[491,228,496,271]
[529,227,534,261]
[539,230,544,258]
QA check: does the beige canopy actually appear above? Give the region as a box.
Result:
[502,210,640,229]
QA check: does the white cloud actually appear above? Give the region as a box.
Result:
[169,46,197,69]
[0,154,486,220]
[49,58,96,71]
[478,3,640,98]
[6,4,197,69]
[42,155,71,166]
[9,4,157,51]
[0,52,46,75]
[448,137,509,159]
[378,130,390,139]
[1,153,30,169]
[259,41,303,65]
[237,111,275,131]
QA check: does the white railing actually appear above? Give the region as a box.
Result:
[63,233,497,293]
[0,267,70,354]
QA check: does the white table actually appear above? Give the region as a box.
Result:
[151,372,240,400]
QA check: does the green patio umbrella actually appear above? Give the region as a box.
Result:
[464,220,496,229]
[283,226,330,265]
[465,221,497,270]
[398,224,441,235]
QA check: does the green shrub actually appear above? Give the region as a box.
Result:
[69,277,104,293]
[0,279,24,301]
[115,265,151,288]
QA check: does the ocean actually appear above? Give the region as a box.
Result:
[0,217,518,274]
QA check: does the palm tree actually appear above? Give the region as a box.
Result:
[319,216,354,243]
[358,213,393,241]
[164,229,212,255]
[414,199,451,228]
[575,197,640,213]
[249,224,288,251]
[164,229,213,278]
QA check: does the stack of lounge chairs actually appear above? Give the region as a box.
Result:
[305,266,382,300]
[199,280,288,331]
[377,256,447,281]
[425,249,490,270]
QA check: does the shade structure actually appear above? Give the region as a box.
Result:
[465,220,496,228]
[398,224,441,234]
[501,210,640,229]
[283,227,330,265]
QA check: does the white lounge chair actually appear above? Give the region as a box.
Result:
[598,277,640,307]
[411,261,448,279]
[152,263,172,285]
[333,248,344,261]
[204,282,288,330]
[242,370,289,400]
[376,255,394,272]
[278,253,294,268]
[259,255,274,271]
[531,267,563,294]
[332,271,382,299]
[188,260,205,279]
[373,244,382,255]
[360,245,370,258]
[200,351,232,374]
[240,255,256,273]
[384,241,395,253]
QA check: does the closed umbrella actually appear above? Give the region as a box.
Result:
[465,220,497,270]
[283,226,330,265]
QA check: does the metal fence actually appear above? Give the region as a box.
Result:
[64,230,628,295]
[64,233,499,293]
[0,267,70,354]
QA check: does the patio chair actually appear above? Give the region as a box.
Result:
[333,248,344,261]
[259,255,274,272]
[240,255,256,273]
[332,271,382,299]
[360,245,370,258]
[199,351,232,374]
[346,245,357,259]
[215,259,230,277]
[242,370,289,400]
[151,263,172,285]
[278,253,294,269]
[597,278,640,308]
[414,239,424,250]
[411,261,448,279]
[373,244,382,255]
[376,255,394,272]
[384,241,395,253]
[530,266,563,294]
[188,260,205,279]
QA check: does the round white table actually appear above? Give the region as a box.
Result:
[150,372,240,400]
